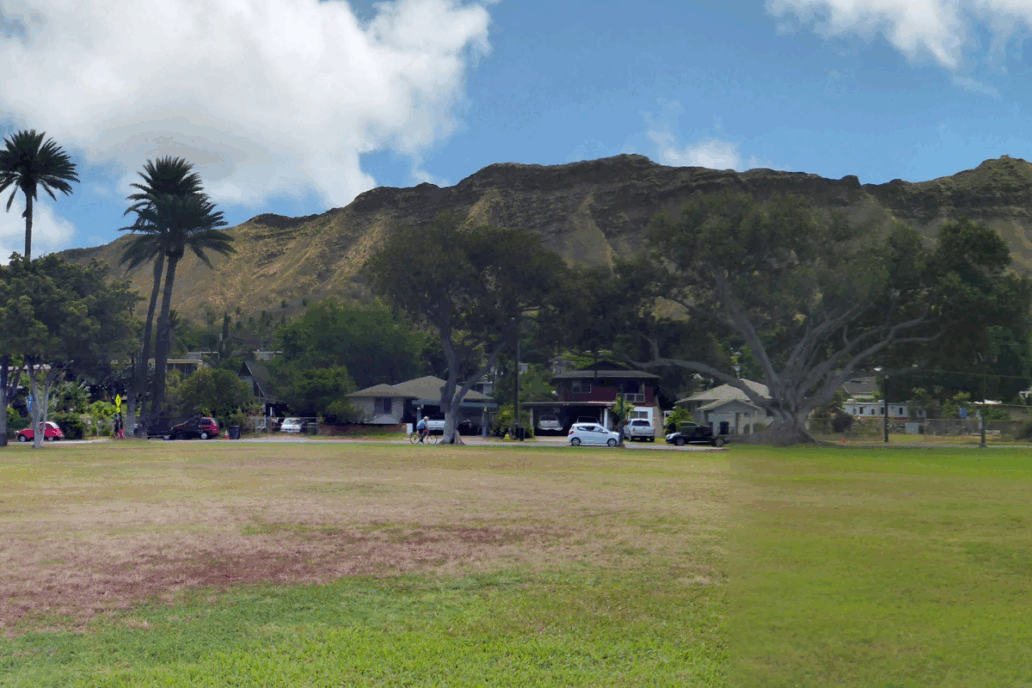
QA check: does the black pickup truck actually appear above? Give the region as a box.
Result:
[664,422,727,447]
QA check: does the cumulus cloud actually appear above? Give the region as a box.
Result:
[0,0,492,209]
[0,198,77,263]
[767,0,1032,69]
[642,100,778,172]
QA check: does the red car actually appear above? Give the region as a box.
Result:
[17,421,65,443]
[167,416,220,440]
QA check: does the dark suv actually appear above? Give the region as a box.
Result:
[168,416,220,440]
[665,422,726,447]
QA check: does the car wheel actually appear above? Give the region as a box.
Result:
[607,438,617,447]
[17,434,28,443]
[570,437,581,447]
[200,431,210,440]
[714,438,724,448]
[675,437,685,447]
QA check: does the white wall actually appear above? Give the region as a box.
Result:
[352,397,405,425]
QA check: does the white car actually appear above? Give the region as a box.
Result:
[280,418,304,433]
[536,414,562,433]
[568,423,620,447]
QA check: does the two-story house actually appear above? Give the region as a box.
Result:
[523,361,660,431]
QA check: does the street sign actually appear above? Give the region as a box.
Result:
[959,406,968,418]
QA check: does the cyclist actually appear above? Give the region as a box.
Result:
[416,416,430,443]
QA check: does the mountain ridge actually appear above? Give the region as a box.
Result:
[62,153,1032,321]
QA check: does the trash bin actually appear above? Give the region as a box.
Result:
[229,425,241,440]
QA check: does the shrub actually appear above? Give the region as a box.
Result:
[52,413,87,440]
[491,405,535,439]
[831,412,854,433]
[1016,421,1032,441]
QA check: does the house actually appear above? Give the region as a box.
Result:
[843,400,925,420]
[675,380,772,435]
[841,375,878,400]
[347,375,498,430]
[523,361,661,430]
[237,361,286,416]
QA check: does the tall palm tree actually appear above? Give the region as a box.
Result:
[136,193,234,420]
[119,157,204,429]
[0,129,79,259]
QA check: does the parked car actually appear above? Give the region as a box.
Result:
[568,422,620,447]
[665,422,726,447]
[280,418,305,433]
[16,421,64,443]
[168,416,220,440]
[536,414,562,433]
[625,418,655,442]
[426,415,446,434]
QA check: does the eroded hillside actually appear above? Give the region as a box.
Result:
[62,154,1032,320]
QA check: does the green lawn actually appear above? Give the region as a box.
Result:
[731,446,1032,687]
[0,441,727,686]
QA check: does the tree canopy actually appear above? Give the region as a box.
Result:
[627,194,1031,444]
[364,213,566,443]
[0,255,138,447]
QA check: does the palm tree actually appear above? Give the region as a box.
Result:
[119,157,204,429]
[136,193,234,420]
[0,129,79,259]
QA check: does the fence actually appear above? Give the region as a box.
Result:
[810,417,1030,442]
[252,416,320,436]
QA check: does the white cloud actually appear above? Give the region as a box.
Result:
[0,197,77,263]
[767,0,1032,70]
[952,74,1001,97]
[641,100,779,172]
[0,0,492,209]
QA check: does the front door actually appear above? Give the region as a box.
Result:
[719,421,729,435]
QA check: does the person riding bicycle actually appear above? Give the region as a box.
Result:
[416,416,430,443]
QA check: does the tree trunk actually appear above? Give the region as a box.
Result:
[0,355,9,448]
[23,191,33,260]
[151,254,179,421]
[28,366,43,449]
[136,254,164,430]
[757,411,816,446]
[126,390,137,440]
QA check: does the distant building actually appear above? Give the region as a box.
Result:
[675,380,772,436]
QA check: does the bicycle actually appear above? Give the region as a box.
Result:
[409,431,438,445]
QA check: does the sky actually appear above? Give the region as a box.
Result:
[3,0,1032,260]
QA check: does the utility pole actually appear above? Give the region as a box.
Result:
[980,370,987,449]
[512,314,522,441]
[883,376,889,444]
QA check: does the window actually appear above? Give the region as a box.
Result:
[571,381,592,394]
[898,407,904,415]
[376,397,392,414]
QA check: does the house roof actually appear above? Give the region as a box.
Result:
[699,398,764,412]
[551,361,659,381]
[346,383,413,399]
[348,376,493,403]
[676,379,769,406]
[238,361,282,401]
[841,375,878,398]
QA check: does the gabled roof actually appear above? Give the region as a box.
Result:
[676,379,769,406]
[348,375,493,403]
[699,398,764,412]
[346,383,413,399]
[841,375,878,398]
[238,361,281,401]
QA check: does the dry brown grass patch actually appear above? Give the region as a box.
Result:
[0,442,727,634]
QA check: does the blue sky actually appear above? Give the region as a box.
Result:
[3,0,1032,259]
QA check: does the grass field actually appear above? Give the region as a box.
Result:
[732,445,1032,687]
[0,441,727,686]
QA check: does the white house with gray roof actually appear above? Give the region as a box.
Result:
[675,380,772,436]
